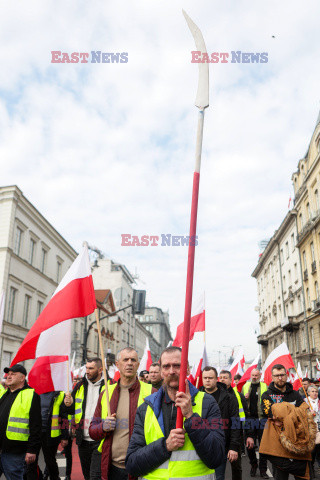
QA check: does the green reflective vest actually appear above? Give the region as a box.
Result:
[0,384,6,399]
[74,380,109,424]
[242,381,267,400]
[233,387,245,421]
[6,388,34,441]
[142,391,215,480]
[51,391,65,438]
[98,380,152,453]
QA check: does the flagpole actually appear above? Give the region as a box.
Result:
[176,11,209,430]
[95,308,111,417]
[293,364,313,411]
[67,356,70,393]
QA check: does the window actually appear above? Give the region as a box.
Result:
[23,295,31,327]
[7,287,17,323]
[310,327,315,349]
[294,263,298,282]
[296,332,300,353]
[56,261,62,283]
[36,301,43,318]
[311,242,315,262]
[280,249,284,265]
[316,282,320,299]
[299,213,304,229]
[306,288,311,308]
[283,276,286,290]
[307,202,311,220]
[73,319,78,335]
[288,270,291,286]
[303,251,307,270]
[285,241,289,259]
[14,227,23,255]
[122,330,126,341]
[29,238,36,265]
[301,327,307,351]
[315,190,320,211]
[41,249,47,274]
[291,233,295,252]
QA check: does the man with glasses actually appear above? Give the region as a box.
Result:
[261,364,304,418]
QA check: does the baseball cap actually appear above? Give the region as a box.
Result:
[140,370,149,376]
[4,364,27,376]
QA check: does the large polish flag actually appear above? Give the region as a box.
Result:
[11,244,96,366]
[139,338,153,373]
[261,342,295,385]
[238,354,260,392]
[173,293,205,347]
[28,355,72,394]
[194,344,209,388]
[292,362,303,391]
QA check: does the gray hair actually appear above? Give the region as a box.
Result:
[116,347,138,361]
[307,384,318,394]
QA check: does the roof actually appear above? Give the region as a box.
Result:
[95,289,116,315]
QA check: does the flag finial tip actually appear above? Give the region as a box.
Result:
[83,241,88,248]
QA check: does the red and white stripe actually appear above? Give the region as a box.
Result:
[261,342,295,385]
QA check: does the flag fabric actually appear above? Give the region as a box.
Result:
[304,368,308,379]
[292,362,303,391]
[316,358,320,371]
[0,290,5,334]
[139,338,153,373]
[194,344,209,389]
[237,354,260,392]
[28,355,71,394]
[187,363,197,386]
[11,244,96,366]
[261,342,295,385]
[173,293,205,347]
[230,350,245,383]
[288,197,292,209]
[73,364,86,378]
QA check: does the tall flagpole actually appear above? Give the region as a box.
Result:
[176,11,209,428]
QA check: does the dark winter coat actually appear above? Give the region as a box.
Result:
[261,382,304,418]
[125,382,225,478]
[201,382,241,452]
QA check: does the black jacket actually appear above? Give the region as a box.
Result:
[201,382,241,452]
[261,382,304,418]
[125,382,225,477]
[0,384,41,455]
[65,375,105,445]
[41,391,69,445]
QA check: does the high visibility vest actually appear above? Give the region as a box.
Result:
[51,391,65,438]
[242,381,267,401]
[233,387,245,422]
[98,380,152,453]
[74,380,108,424]
[141,391,215,480]
[0,384,6,399]
[6,389,34,441]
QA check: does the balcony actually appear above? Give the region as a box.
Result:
[281,316,299,332]
[312,261,317,274]
[294,183,307,204]
[257,334,268,346]
[304,269,308,281]
[312,298,320,313]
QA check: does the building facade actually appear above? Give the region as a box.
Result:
[137,306,172,357]
[0,185,77,372]
[253,112,320,377]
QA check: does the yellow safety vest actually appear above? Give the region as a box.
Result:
[98,380,152,453]
[6,388,34,441]
[242,381,267,401]
[142,391,215,480]
[0,384,6,399]
[233,387,245,422]
[51,391,65,438]
[74,380,109,424]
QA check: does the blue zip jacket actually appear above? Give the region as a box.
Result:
[125,381,225,477]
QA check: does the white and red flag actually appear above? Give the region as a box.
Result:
[194,344,209,389]
[237,354,260,392]
[28,355,72,394]
[261,342,295,385]
[139,338,153,373]
[316,358,320,371]
[11,244,96,366]
[173,293,205,347]
[292,362,303,391]
[230,350,245,383]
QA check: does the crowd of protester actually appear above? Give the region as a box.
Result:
[0,349,319,480]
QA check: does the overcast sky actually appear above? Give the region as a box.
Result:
[1,0,320,366]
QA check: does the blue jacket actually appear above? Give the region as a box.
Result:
[125,381,225,477]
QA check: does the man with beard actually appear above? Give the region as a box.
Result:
[125,346,224,480]
[64,357,107,480]
[242,369,268,478]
